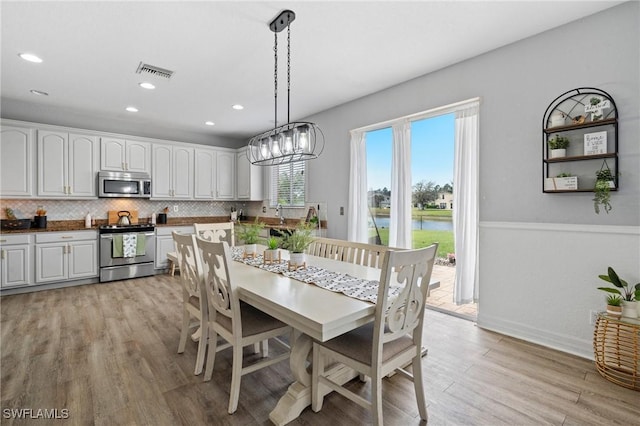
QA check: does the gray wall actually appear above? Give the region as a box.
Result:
[305,2,639,240]
[303,2,639,357]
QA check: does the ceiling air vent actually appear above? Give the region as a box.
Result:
[135,62,174,79]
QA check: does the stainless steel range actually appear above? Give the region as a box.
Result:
[99,223,156,282]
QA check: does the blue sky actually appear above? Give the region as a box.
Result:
[365,113,455,191]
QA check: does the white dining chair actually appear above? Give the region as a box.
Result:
[195,238,292,414]
[173,231,208,376]
[311,243,438,426]
[194,222,235,246]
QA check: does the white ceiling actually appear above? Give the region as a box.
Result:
[1,1,622,145]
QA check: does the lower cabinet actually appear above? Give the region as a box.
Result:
[0,234,33,288]
[155,226,194,269]
[35,231,98,283]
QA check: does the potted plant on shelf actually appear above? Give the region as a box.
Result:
[263,236,281,263]
[236,218,265,256]
[280,222,315,268]
[593,168,615,214]
[548,135,570,158]
[597,266,640,319]
[605,295,622,318]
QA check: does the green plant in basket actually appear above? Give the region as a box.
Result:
[236,218,265,245]
[606,294,622,307]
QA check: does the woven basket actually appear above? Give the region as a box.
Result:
[593,314,640,391]
[0,219,32,230]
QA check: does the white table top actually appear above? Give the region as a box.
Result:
[232,247,379,342]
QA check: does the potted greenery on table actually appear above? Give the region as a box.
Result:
[263,236,281,263]
[548,135,570,158]
[597,266,640,319]
[236,218,265,256]
[280,222,315,268]
[605,295,622,318]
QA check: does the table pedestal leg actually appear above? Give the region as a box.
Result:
[269,334,358,425]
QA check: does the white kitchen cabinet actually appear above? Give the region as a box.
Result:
[0,234,33,288]
[155,226,194,269]
[38,131,99,197]
[0,125,35,197]
[216,150,236,200]
[35,231,98,283]
[151,144,194,199]
[236,148,263,200]
[194,148,216,199]
[101,137,151,173]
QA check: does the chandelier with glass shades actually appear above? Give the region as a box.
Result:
[247,9,324,166]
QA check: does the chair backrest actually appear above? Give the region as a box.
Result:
[373,243,438,362]
[194,222,235,246]
[195,238,241,335]
[307,237,392,269]
[172,231,201,299]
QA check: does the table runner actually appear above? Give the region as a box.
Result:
[231,247,398,304]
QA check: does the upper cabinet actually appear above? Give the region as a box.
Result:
[236,148,264,200]
[100,137,151,173]
[151,144,194,199]
[542,88,618,193]
[37,130,99,198]
[216,150,236,200]
[194,148,216,199]
[0,125,35,197]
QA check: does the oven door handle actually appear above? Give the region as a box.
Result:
[100,232,155,239]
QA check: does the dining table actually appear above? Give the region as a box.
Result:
[231,245,438,425]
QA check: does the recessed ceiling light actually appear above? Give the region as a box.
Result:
[30,89,49,96]
[19,53,43,63]
[205,121,215,126]
[232,104,244,110]
[139,82,155,90]
[126,106,139,112]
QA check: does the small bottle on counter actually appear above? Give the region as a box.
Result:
[151,213,157,225]
[85,212,92,228]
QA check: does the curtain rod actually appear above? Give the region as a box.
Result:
[350,97,481,134]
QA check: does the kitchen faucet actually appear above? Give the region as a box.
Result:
[276,204,285,225]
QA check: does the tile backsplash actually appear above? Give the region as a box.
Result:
[0,199,263,221]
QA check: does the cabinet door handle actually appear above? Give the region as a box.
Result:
[68,245,72,254]
[122,162,126,170]
[1,249,5,260]
[0,239,6,243]
[61,236,73,239]
[125,162,129,170]
[68,186,72,194]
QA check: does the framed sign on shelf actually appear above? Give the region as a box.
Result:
[584,131,607,155]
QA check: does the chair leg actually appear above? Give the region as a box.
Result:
[253,342,260,354]
[178,308,189,353]
[228,345,244,414]
[194,323,207,376]
[311,343,324,412]
[203,331,219,382]
[169,260,176,276]
[260,339,269,357]
[371,373,383,426]
[412,356,428,422]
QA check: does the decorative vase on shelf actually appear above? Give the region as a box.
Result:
[549,149,566,159]
[549,111,566,127]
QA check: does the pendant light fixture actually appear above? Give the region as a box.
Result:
[247,10,324,166]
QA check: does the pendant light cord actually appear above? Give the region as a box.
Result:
[287,23,291,124]
[274,31,278,129]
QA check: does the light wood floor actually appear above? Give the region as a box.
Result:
[1,275,638,425]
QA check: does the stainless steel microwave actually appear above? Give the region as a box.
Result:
[98,171,151,198]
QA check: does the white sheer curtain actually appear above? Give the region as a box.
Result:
[389,122,412,249]
[453,103,479,304]
[347,130,368,243]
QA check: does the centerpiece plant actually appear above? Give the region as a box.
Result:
[280,222,315,267]
[236,218,265,256]
[263,236,281,262]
